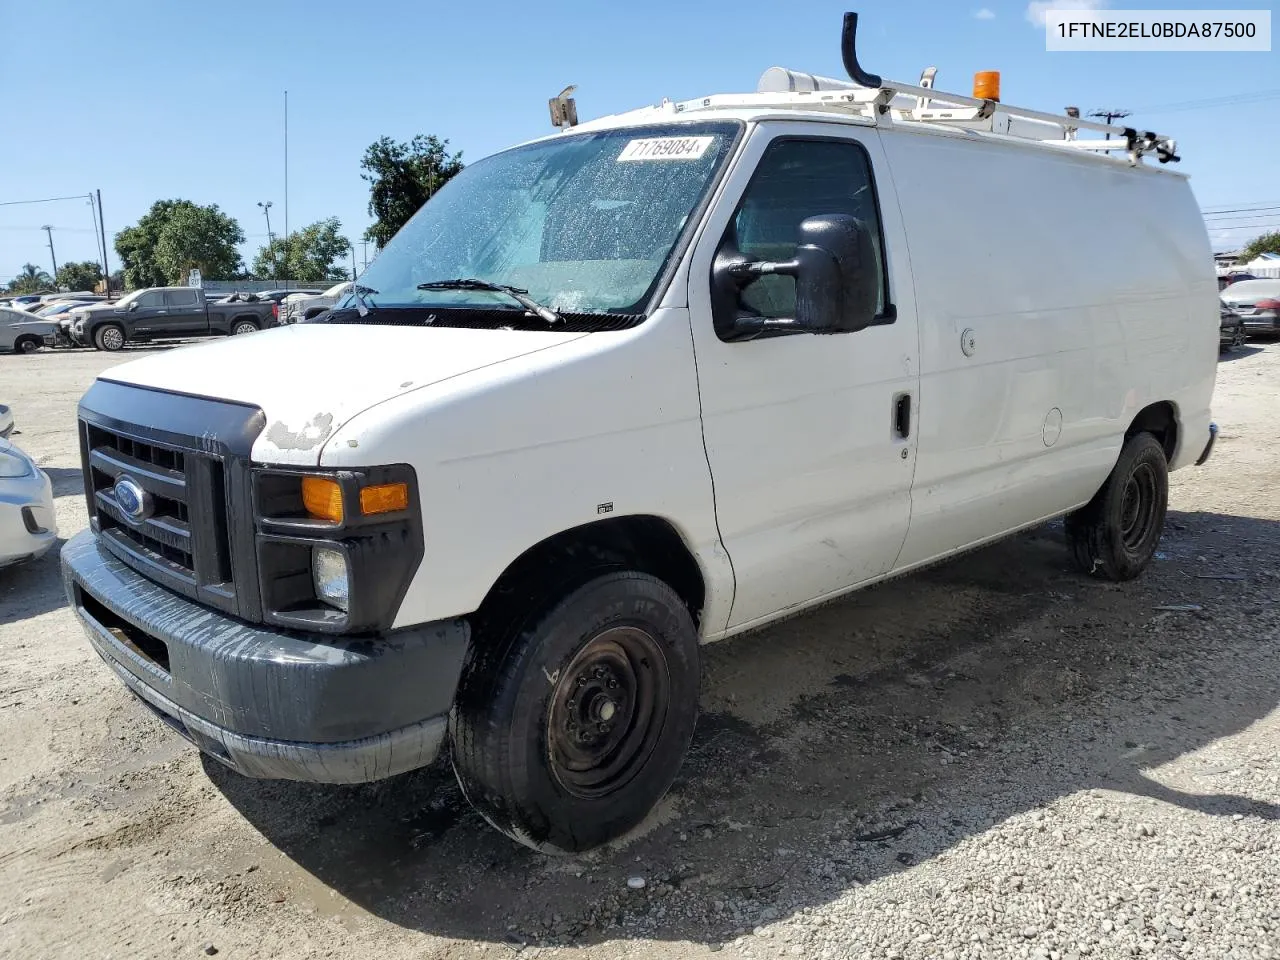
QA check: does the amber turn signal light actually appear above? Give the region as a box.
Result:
[359,482,409,516]
[301,476,344,523]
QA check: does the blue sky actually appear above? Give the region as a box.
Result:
[2,0,1277,283]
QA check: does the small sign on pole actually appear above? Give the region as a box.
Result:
[187,268,202,288]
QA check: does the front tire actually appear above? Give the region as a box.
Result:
[93,324,125,352]
[450,572,700,854]
[13,335,40,354]
[1066,432,1169,581]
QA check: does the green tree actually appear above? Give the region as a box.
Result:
[6,263,54,295]
[361,134,464,248]
[55,260,104,292]
[115,200,245,289]
[153,203,244,283]
[1240,231,1280,263]
[252,218,352,283]
[114,199,185,289]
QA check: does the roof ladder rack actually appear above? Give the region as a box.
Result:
[758,12,1180,166]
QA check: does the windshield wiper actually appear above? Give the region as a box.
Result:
[351,283,379,316]
[417,278,561,324]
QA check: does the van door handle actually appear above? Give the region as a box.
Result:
[894,393,912,439]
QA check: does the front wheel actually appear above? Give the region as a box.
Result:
[1234,326,1247,348]
[93,324,125,352]
[1066,432,1169,581]
[232,319,259,336]
[450,572,700,853]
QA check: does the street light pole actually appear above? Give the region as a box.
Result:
[257,201,276,281]
[42,225,58,284]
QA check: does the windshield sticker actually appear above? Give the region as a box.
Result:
[617,136,715,162]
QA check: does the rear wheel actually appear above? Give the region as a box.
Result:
[93,324,125,352]
[1233,326,1247,348]
[13,335,40,354]
[450,571,700,853]
[1066,432,1169,581]
[232,319,259,336]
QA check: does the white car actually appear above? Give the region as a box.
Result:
[61,15,1216,854]
[0,437,57,568]
[283,281,353,323]
[1219,278,1280,335]
[1,307,58,354]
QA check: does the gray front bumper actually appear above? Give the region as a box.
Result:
[62,530,469,783]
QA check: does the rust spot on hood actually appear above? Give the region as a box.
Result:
[264,412,335,451]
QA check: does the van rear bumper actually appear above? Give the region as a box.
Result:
[61,530,469,783]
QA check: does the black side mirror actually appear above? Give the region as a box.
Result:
[711,213,880,341]
[127,301,139,311]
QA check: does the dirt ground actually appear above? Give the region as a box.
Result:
[1,340,1277,960]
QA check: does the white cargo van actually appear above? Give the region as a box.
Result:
[63,14,1217,853]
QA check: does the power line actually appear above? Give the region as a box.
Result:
[1202,204,1280,217]
[0,194,93,207]
[1132,89,1280,115]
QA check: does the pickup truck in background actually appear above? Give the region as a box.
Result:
[63,287,278,351]
[282,280,353,323]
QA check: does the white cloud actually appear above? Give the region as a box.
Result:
[974,8,996,19]
[1026,0,1106,27]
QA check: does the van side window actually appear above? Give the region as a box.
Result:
[731,138,888,322]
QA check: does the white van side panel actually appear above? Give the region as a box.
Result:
[319,310,736,634]
[884,126,1216,568]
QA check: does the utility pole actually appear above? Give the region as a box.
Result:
[283,90,289,292]
[349,244,357,281]
[42,225,58,284]
[360,240,369,272]
[1089,109,1130,141]
[96,189,111,295]
[257,201,277,280]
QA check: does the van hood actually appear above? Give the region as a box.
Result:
[99,323,590,464]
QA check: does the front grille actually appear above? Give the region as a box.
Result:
[82,421,238,614]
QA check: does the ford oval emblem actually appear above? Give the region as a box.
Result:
[113,477,152,524]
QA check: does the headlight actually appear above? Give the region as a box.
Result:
[312,545,350,612]
[0,449,35,479]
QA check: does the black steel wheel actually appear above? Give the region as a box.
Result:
[451,571,699,853]
[1066,432,1168,581]
[13,336,40,354]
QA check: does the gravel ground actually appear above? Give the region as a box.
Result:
[1,339,1277,960]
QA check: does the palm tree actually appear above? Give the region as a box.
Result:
[7,263,54,295]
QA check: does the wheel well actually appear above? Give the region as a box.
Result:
[473,516,707,641]
[1127,401,1178,462]
[232,315,259,327]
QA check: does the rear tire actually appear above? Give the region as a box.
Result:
[232,319,259,336]
[93,324,125,352]
[13,336,40,354]
[1066,432,1169,581]
[450,571,700,854]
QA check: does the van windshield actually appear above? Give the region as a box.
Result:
[342,121,740,322]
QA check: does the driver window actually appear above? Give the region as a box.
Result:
[136,292,164,308]
[731,138,887,319]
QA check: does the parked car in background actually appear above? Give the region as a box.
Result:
[7,295,47,311]
[1,307,58,354]
[1220,301,1246,351]
[283,280,352,323]
[36,299,98,318]
[0,404,12,439]
[1219,279,1280,336]
[66,286,278,351]
[1218,272,1258,291]
[251,288,324,304]
[0,435,57,569]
